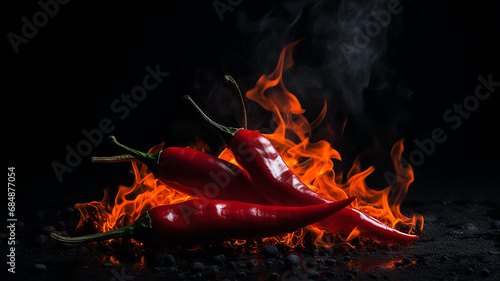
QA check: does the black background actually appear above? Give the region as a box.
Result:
[5,0,500,207]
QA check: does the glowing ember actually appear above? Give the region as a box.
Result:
[75,40,423,249]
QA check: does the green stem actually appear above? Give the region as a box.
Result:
[184,95,241,144]
[107,136,161,176]
[224,75,247,130]
[50,212,153,244]
[91,154,139,163]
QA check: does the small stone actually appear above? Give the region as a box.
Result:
[479,268,490,277]
[202,265,219,278]
[440,255,450,262]
[324,247,334,256]
[164,254,176,266]
[326,258,337,266]
[55,220,66,230]
[212,254,225,265]
[308,271,320,279]
[101,262,115,268]
[492,220,500,229]
[265,260,274,267]
[34,234,48,246]
[263,245,279,257]
[312,248,320,257]
[349,269,359,276]
[270,272,280,281]
[246,259,256,268]
[227,261,237,270]
[465,267,474,275]
[41,226,56,233]
[325,271,337,278]
[344,255,351,262]
[191,262,204,273]
[368,273,378,279]
[284,255,300,269]
[462,223,478,234]
[33,264,46,272]
[237,271,246,277]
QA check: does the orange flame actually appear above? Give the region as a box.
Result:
[75,40,423,250]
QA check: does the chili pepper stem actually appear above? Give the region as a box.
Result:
[184,95,241,144]
[224,75,247,130]
[107,136,161,176]
[50,212,153,244]
[91,154,139,163]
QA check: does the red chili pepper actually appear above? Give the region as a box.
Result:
[92,137,272,205]
[184,94,418,244]
[51,198,355,247]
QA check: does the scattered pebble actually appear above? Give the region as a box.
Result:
[493,220,500,229]
[34,234,48,246]
[227,261,237,270]
[246,259,256,268]
[41,226,56,233]
[191,262,204,273]
[264,260,274,267]
[284,255,300,269]
[479,268,490,277]
[440,255,450,262]
[202,265,219,278]
[212,254,225,265]
[312,248,320,257]
[55,220,66,230]
[33,264,46,272]
[462,223,478,233]
[308,271,320,279]
[324,246,334,256]
[262,245,279,257]
[324,271,337,278]
[465,267,474,275]
[326,258,336,266]
[270,272,280,280]
[348,269,359,276]
[101,262,115,268]
[163,254,176,266]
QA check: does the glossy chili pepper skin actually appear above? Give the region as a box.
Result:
[157,147,272,205]
[97,137,271,205]
[148,197,355,246]
[226,129,418,244]
[102,130,416,244]
[51,198,355,247]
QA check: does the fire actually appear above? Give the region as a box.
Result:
[75,40,423,250]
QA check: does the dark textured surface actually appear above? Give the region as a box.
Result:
[5,0,499,280]
[7,162,500,281]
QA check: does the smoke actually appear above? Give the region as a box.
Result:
[228,0,414,173]
[234,0,408,115]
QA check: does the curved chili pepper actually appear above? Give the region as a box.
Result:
[184,94,418,244]
[51,198,355,247]
[92,137,272,205]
